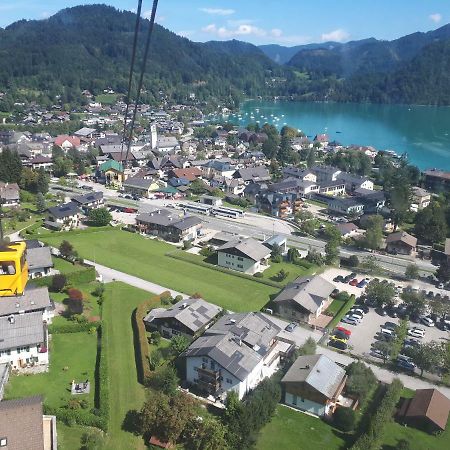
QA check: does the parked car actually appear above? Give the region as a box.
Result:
[328,340,348,351]
[330,335,347,345]
[285,322,297,332]
[333,330,349,341]
[403,338,420,348]
[397,354,413,363]
[420,316,435,327]
[380,328,395,337]
[348,312,364,321]
[408,328,425,338]
[333,275,345,283]
[386,307,398,318]
[383,322,398,331]
[356,305,370,314]
[371,349,386,360]
[437,283,445,289]
[349,278,359,286]
[375,307,387,316]
[397,359,416,372]
[331,289,340,298]
[341,316,360,326]
[335,326,351,336]
[350,308,365,316]
[357,279,368,288]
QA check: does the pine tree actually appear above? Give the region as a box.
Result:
[35,193,47,213]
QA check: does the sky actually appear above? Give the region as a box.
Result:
[1,1,450,46]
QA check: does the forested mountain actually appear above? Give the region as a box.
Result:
[259,42,338,65]
[286,25,450,77]
[1,4,450,108]
[0,5,286,109]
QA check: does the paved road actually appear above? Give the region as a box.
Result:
[84,259,187,299]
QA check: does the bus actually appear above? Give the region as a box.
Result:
[212,206,245,219]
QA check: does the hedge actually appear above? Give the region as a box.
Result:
[96,323,109,430]
[44,405,107,430]
[351,379,403,450]
[48,320,101,334]
[133,294,165,386]
[167,251,284,289]
[28,226,112,240]
[327,294,356,330]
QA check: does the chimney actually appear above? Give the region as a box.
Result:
[8,315,15,324]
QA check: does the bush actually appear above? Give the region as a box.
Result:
[48,321,100,334]
[160,291,173,305]
[253,272,263,278]
[97,323,109,430]
[88,207,112,226]
[348,255,359,268]
[150,331,161,345]
[51,274,67,292]
[67,288,83,301]
[334,407,356,432]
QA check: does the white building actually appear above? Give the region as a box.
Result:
[217,237,271,275]
[46,202,82,231]
[184,312,292,400]
[0,312,49,370]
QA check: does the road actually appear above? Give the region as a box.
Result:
[52,181,436,275]
[84,259,187,299]
[85,260,450,396]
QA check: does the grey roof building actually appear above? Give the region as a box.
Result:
[0,311,45,352]
[26,247,53,272]
[281,354,347,416]
[273,276,335,324]
[233,166,271,183]
[47,202,81,219]
[71,191,103,207]
[144,297,221,337]
[218,237,271,262]
[0,287,52,318]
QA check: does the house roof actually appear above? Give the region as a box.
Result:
[0,287,52,317]
[170,167,202,181]
[26,247,53,270]
[0,311,45,351]
[281,354,346,400]
[71,191,103,205]
[207,312,281,354]
[0,182,20,201]
[123,177,154,190]
[336,222,359,236]
[0,396,44,450]
[74,127,96,137]
[47,202,81,219]
[402,389,450,431]
[184,332,262,381]
[412,186,430,198]
[386,231,417,248]
[99,159,124,173]
[218,237,271,262]
[273,275,336,314]
[235,166,270,182]
[136,211,201,230]
[144,297,221,333]
[54,135,80,147]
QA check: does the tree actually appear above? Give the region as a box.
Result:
[80,431,103,450]
[363,215,384,250]
[189,178,207,195]
[401,290,426,317]
[325,240,340,264]
[286,247,299,262]
[346,362,377,403]
[170,335,189,355]
[365,279,396,307]
[347,255,359,268]
[88,207,112,226]
[414,202,447,244]
[372,340,392,364]
[184,417,228,450]
[59,240,76,259]
[306,148,315,168]
[51,274,67,292]
[150,365,180,396]
[389,318,409,361]
[404,263,419,280]
[334,407,356,432]
[295,210,313,223]
[276,269,288,281]
[36,168,49,194]
[270,243,282,261]
[35,192,47,213]
[409,341,444,376]
[0,148,22,183]
[436,260,450,283]
[296,337,316,356]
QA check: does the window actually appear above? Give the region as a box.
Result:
[202,357,208,363]
[0,261,16,275]
[226,378,232,384]
[237,257,243,261]
[237,264,243,269]
[0,350,11,357]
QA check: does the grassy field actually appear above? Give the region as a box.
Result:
[102,282,151,450]
[53,257,88,274]
[96,93,120,104]
[42,228,278,312]
[4,332,97,410]
[262,260,317,284]
[257,405,348,450]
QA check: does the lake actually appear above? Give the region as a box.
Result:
[225,100,450,170]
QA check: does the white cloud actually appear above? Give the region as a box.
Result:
[199,8,235,16]
[202,23,266,39]
[321,28,350,43]
[429,13,442,24]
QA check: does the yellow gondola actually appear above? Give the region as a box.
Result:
[0,241,28,297]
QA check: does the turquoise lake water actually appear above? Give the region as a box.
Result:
[225,101,450,170]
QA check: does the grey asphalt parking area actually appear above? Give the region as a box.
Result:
[344,308,450,359]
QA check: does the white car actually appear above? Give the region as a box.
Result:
[350,308,365,316]
[380,328,395,337]
[420,316,435,327]
[348,311,364,321]
[341,316,359,326]
[408,328,425,338]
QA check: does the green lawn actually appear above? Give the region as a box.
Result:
[257,405,348,450]
[4,332,97,410]
[42,229,277,312]
[102,282,151,450]
[96,93,120,104]
[381,419,450,450]
[262,260,317,284]
[53,257,87,274]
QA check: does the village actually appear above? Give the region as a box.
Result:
[1,93,450,449]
